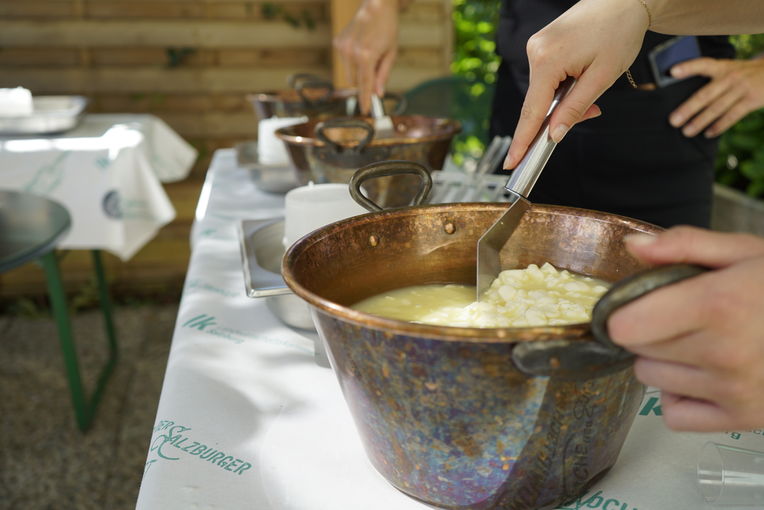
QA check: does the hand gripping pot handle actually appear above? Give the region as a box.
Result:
[349,160,433,212]
[512,263,709,379]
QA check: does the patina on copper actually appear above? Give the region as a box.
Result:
[275,115,461,206]
[282,203,662,510]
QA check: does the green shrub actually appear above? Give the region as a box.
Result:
[450,0,501,164]
[716,34,764,198]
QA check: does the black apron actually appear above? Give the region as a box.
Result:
[490,0,735,228]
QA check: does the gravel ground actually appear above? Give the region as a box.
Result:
[0,304,177,510]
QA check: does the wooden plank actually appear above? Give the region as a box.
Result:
[329,0,362,88]
[0,67,333,94]
[155,112,259,138]
[92,93,251,114]
[0,20,444,48]
[0,2,77,19]
[85,2,205,18]
[217,48,329,67]
[0,47,81,67]
[83,1,327,20]
[0,20,331,48]
[1,63,444,95]
[388,66,452,91]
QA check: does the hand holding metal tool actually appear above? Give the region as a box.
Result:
[476,77,576,300]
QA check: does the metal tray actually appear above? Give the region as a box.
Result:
[235,141,301,194]
[238,218,315,331]
[0,95,88,136]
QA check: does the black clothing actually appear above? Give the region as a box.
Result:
[491,0,735,228]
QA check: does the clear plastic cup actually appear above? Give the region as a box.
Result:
[697,441,764,507]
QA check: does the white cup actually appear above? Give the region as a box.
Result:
[283,183,367,249]
[257,116,306,166]
[697,441,764,507]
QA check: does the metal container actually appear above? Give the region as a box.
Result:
[0,95,88,136]
[275,116,461,207]
[238,219,314,331]
[282,202,662,510]
[247,73,357,120]
[235,141,301,194]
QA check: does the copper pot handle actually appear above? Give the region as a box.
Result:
[289,73,334,107]
[314,118,375,154]
[590,263,709,348]
[512,263,709,379]
[349,160,433,212]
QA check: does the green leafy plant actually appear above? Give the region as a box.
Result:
[715,34,764,198]
[165,47,197,69]
[261,2,316,30]
[450,0,501,164]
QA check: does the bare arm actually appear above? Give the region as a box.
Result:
[504,0,764,169]
[648,0,764,36]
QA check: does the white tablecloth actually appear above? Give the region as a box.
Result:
[0,114,197,260]
[136,149,764,510]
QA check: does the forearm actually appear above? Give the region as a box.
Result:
[647,0,764,35]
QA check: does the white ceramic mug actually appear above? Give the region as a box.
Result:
[283,183,367,249]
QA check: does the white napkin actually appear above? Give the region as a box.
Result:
[0,87,33,117]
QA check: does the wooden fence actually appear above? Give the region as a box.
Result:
[0,0,453,299]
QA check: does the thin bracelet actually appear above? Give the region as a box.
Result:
[634,0,652,29]
[625,0,652,89]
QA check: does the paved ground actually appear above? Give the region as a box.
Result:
[0,303,178,510]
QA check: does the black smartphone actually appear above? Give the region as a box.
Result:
[648,36,702,88]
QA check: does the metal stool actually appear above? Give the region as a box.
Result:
[0,190,118,431]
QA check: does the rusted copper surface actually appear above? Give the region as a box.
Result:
[275,116,461,204]
[282,203,662,509]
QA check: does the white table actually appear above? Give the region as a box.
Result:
[0,114,197,260]
[136,149,764,510]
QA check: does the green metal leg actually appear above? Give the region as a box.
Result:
[39,249,119,432]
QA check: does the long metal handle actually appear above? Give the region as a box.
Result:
[504,77,576,197]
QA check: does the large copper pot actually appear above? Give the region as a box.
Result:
[275,116,461,207]
[282,201,662,510]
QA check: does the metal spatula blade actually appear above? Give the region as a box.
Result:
[476,77,576,300]
[370,93,395,138]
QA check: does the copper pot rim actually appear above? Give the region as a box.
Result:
[246,88,357,104]
[274,115,462,147]
[282,202,662,344]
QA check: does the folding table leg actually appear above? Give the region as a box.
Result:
[39,249,119,432]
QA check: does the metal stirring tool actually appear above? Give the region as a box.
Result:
[476,77,576,300]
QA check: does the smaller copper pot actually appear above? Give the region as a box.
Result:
[275,116,461,205]
[247,73,355,120]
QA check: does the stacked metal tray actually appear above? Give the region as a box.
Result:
[0,95,88,136]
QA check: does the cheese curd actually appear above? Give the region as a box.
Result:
[352,263,609,328]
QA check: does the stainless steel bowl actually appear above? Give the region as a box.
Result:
[238,218,314,331]
[0,95,88,136]
[235,141,301,194]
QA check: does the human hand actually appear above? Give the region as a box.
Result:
[503,0,649,169]
[333,0,400,114]
[669,57,764,138]
[608,226,764,431]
